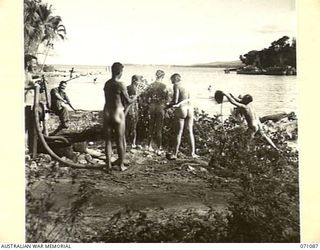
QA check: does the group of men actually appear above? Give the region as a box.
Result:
[25,57,279,169]
[103,62,280,172]
[24,55,76,153]
[103,63,198,171]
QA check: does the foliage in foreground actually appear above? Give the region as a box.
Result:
[87,208,228,243]
[91,116,299,242]
[207,117,299,242]
[26,110,299,242]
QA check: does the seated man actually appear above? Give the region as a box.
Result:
[50,81,76,130]
[223,92,279,151]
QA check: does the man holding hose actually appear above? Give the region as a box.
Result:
[50,81,76,130]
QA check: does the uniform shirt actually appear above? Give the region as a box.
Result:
[147,81,169,106]
[50,87,70,111]
[24,71,37,106]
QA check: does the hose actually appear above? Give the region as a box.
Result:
[43,134,70,144]
[33,85,105,170]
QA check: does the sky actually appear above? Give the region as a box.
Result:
[40,0,296,65]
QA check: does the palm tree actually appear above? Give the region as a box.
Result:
[24,0,66,55]
[36,2,66,50]
[24,0,42,54]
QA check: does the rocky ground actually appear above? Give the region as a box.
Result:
[26,110,234,242]
[25,110,298,242]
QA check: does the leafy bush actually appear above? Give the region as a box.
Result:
[88,208,228,243]
[207,117,300,242]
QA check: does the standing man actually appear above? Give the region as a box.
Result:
[50,81,76,131]
[147,70,169,155]
[103,62,136,171]
[169,73,197,159]
[69,67,74,79]
[25,54,40,154]
[125,75,142,149]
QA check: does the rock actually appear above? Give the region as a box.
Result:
[39,154,52,163]
[86,148,103,157]
[121,166,128,171]
[85,154,93,162]
[130,149,137,154]
[199,167,208,173]
[79,160,87,165]
[30,161,38,171]
[77,154,87,162]
[187,166,195,172]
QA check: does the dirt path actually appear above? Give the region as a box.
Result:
[29,147,231,221]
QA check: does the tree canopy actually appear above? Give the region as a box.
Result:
[24,0,66,55]
[239,36,296,69]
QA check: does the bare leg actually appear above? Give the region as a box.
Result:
[104,123,112,171]
[115,119,126,170]
[174,119,185,158]
[155,111,164,150]
[186,115,196,157]
[148,114,155,151]
[260,131,279,151]
[132,121,137,147]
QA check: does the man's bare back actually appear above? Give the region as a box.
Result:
[173,82,193,119]
[103,63,136,171]
[103,79,127,124]
[170,73,197,158]
[239,103,261,133]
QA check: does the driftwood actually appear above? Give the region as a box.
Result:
[37,125,104,159]
[260,112,295,123]
[51,125,104,144]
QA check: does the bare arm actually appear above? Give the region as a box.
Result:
[223,93,246,108]
[52,89,67,103]
[120,82,136,104]
[173,84,179,104]
[173,98,191,108]
[63,94,77,111]
[230,93,242,102]
[25,73,40,90]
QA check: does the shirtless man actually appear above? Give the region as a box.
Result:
[169,73,197,159]
[223,92,279,151]
[103,62,136,171]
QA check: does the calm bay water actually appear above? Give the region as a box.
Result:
[50,64,298,118]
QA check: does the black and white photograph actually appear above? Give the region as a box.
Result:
[18,0,306,243]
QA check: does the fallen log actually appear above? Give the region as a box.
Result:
[260,112,296,123]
